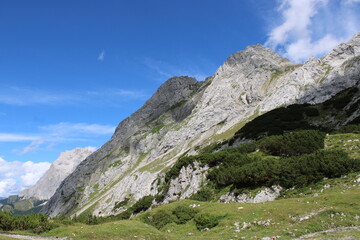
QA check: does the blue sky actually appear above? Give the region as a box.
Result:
[1,0,360,197]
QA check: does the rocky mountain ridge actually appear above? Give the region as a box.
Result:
[20,147,95,201]
[43,32,360,218]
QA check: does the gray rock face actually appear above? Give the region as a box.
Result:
[164,162,209,203]
[19,147,94,200]
[43,33,360,218]
[218,186,283,203]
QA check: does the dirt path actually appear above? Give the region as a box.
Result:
[0,232,67,240]
[294,226,360,240]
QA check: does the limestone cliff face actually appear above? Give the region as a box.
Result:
[19,147,95,201]
[43,33,360,218]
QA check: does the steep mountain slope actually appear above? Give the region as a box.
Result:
[19,147,95,201]
[43,33,360,218]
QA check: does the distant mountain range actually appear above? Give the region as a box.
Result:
[0,147,94,214]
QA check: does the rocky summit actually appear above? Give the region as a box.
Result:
[43,33,360,218]
[20,147,95,201]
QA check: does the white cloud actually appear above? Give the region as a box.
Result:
[98,50,105,61]
[0,179,17,196]
[20,161,52,187]
[265,0,360,62]
[0,86,148,106]
[24,122,114,154]
[0,86,79,106]
[1,122,115,154]
[18,139,45,155]
[40,122,116,136]
[87,89,149,100]
[0,157,51,197]
[0,133,39,142]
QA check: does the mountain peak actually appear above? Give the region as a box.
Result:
[216,44,291,77]
[19,147,94,201]
[323,32,360,66]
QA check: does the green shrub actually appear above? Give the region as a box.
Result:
[332,94,353,110]
[304,107,320,117]
[223,150,359,189]
[346,99,360,116]
[113,198,130,211]
[142,205,198,229]
[227,140,258,153]
[333,124,360,134]
[84,214,99,225]
[142,210,175,229]
[172,205,198,224]
[111,195,155,221]
[189,188,214,202]
[279,150,359,188]
[53,215,74,225]
[232,105,312,139]
[349,116,360,124]
[258,130,326,156]
[194,213,220,230]
[115,209,133,220]
[0,212,54,233]
[131,196,154,214]
[154,194,165,203]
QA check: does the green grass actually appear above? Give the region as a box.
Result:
[41,221,169,240]
[210,107,260,143]
[168,100,187,111]
[342,55,360,71]
[325,133,360,159]
[319,63,333,83]
[108,160,122,168]
[150,124,166,134]
[133,176,360,240]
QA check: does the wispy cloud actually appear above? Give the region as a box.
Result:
[18,139,45,155]
[265,0,360,62]
[0,157,51,197]
[143,58,208,82]
[0,86,79,106]
[98,50,105,61]
[0,86,148,106]
[345,0,360,3]
[3,122,115,154]
[40,122,116,136]
[0,133,39,142]
[87,88,149,100]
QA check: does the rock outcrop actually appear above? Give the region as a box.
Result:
[218,186,283,203]
[43,33,360,218]
[164,162,209,203]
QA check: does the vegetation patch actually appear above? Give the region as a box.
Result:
[113,198,130,212]
[109,160,122,168]
[193,213,221,230]
[168,100,187,111]
[232,86,359,140]
[150,124,166,134]
[0,212,54,233]
[141,205,198,230]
